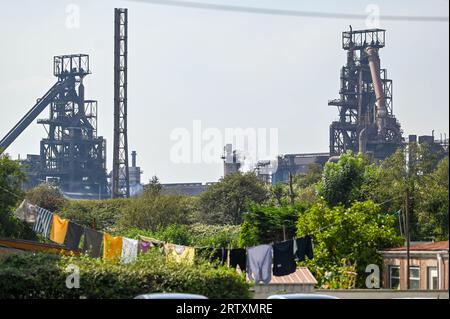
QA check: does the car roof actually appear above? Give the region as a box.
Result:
[134,293,208,299]
[267,293,339,299]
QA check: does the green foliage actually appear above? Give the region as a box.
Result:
[317,151,374,207]
[118,223,240,248]
[198,172,269,225]
[59,198,129,231]
[364,146,449,241]
[302,258,357,289]
[293,163,323,189]
[0,252,251,299]
[296,200,403,288]
[118,188,195,232]
[144,175,162,195]
[267,164,322,206]
[415,157,449,240]
[25,183,68,212]
[238,203,309,247]
[0,154,34,239]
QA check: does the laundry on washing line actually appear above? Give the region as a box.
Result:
[164,243,195,265]
[246,244,273,285]
[14,201,315,276]
[64,221,83,250]
[14,199,38,224]
[83,227,103,258]
[33,207,53,238]
[273,239,297,277]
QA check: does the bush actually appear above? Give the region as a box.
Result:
[59,198,129,231]
[25,183,68,212]
[0,252,251,299]
[118,189,195,231]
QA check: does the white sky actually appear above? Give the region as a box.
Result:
[0,0,448,184]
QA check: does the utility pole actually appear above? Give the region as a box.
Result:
[405,186,411,289]
[288,172,295,205]
[404,139,414,290]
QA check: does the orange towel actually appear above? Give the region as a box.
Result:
[49,214,69,244]
[103,233,123,261]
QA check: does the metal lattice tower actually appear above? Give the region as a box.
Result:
[328,27,403,160]
[112,8,130,198]
[0,54,108,198]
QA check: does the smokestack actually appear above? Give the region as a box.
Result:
[131,151,137,168]
[365,47,387,136]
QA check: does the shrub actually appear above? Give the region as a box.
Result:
[59,198,129,231]
[25,183,68,212]
[0,252,251,299]
[118,190,195,231]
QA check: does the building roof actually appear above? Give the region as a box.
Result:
[269,267,317,285]
[382,241,449,252]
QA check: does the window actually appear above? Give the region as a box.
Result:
[389,265,400,289]
[428,267,438,290]
[409,266,420,289]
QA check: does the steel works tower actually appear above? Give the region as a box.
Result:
[0,54,108,197]
[328,27,403,160]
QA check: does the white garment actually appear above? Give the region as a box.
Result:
[15,199,38,224]
[121,237,138,264]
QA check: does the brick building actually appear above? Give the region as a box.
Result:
[379,241,449,290]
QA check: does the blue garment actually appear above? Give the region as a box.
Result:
[246,244,273,284]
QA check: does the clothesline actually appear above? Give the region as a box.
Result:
[13,199,315,283]
[14,199,314,260]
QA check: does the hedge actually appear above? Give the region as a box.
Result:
[0,252,251,299]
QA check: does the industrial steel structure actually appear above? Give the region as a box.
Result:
[222,144,241,177]
[112,8,130,198]
[328,27,403,160]
[0,54,108,197]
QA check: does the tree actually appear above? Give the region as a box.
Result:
[294,163,323,188]
[297,199,402,288]
[239,203,309,247]
[145,175,162,196]
[0,154,34,239]
[26,183,68,212]
[119,187,195,231]
[267,164,323,207]
[269,182,287,207]
[415,157,449,240]
[198,172,268,225]
[364,144,448,241]
[317,151,374,207]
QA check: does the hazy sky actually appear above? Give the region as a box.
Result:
[0,0,448,184]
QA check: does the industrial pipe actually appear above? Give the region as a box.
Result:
[365,47,387,136]
[359,128,367,154]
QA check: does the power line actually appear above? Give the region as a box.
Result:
[127,0,449,22]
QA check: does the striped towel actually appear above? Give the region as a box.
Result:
[33,207,53,238]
